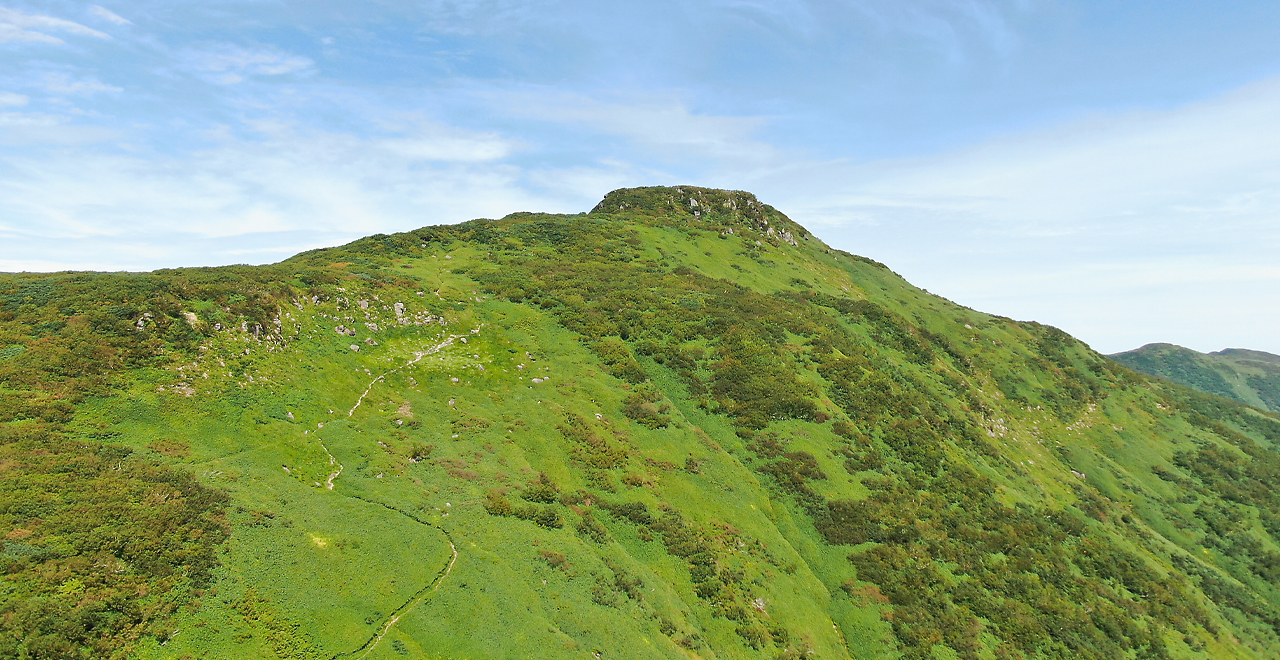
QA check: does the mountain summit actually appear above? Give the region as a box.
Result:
[3,186,1280,659]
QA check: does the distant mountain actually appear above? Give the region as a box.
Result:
[6,186,1280,659]
[1111,343,1280,412]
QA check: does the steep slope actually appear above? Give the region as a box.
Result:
[1112,343,1280,412]
[3,186,1280,660]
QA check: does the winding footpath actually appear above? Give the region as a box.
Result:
[323,328,480,658]
[319,443,342,490]
[347,328,481,417]
[341,498,459,660]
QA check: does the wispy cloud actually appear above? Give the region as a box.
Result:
[713,0,817,36]
[792,76,1280,236]
[757,75,1280,353]
[848,0,1021,62]
[0,113,572,270]
[0,7,109,44]
[0,92,28,107]
[507,91,775,163]
[0,110,118,144]
[181,43,315,85]
[416,0,545,36]
[39,72,122,96]
[88,5,132,26]
[375,132,512,162]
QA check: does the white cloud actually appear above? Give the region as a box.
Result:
[847,0,1021,62]
[417,0,544,36]
[751,76,1280,354]
[182,44,315,85]
[783,76,1280,238]
[375,124,513,162]
[0,110,118,144]
[0,92,28,107]
[712,0,818,37]
[0,257,129,272]
[0,7,109,44]
[525,160,662,201]
[507,91,775,163]
[88,5,132,26]
[0,116,573,273]
[40,72,122,96]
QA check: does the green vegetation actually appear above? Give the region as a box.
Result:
[1112,343,1280,412]
[2,185,1280,659]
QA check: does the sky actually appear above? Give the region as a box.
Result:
[1,1,1278,355]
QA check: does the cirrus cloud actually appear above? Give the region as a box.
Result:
[0,6,109,44]
[88,5,131,26]
[181,43,315,85]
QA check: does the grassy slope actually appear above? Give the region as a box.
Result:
[1111,344,1280,412]
[2,186,1280,660]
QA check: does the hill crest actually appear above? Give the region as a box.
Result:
[3,186,1280,660]
[1112,342,1280,412]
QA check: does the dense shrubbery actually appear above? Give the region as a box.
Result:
[0,426,229,657]
[442,208,1208,658]
[0,265,340,655]
[621,386,671,429]
[483,478,566,529]
[596,498,778,647]
[1111,344,1242,404]
[1157,390,1280,635]
[742,424,1207,660]
[11,188,1280,658]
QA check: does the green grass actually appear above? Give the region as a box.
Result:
[4,186,1280,659]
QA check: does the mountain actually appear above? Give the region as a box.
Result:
[1111,343,1280,413]
[4,185,1280,660]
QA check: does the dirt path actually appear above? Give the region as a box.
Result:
[319,443,342,490]
[347,327,482,417]
[331,497,461,660]
[351,535,458,659]
[323,329,478,658]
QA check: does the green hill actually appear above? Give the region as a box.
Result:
[4,185,1280,660]
[1111,343,1280,413]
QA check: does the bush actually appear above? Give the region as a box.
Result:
[522,473,560,503]
[576,511,610,543]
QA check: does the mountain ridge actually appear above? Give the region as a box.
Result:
[2,186,1280,660]
[1111,343,1280,413]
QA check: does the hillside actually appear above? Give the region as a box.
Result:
[1111,343,1280,413]
[4,186,1280,660]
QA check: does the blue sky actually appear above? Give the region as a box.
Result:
[2,1,1279,354]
